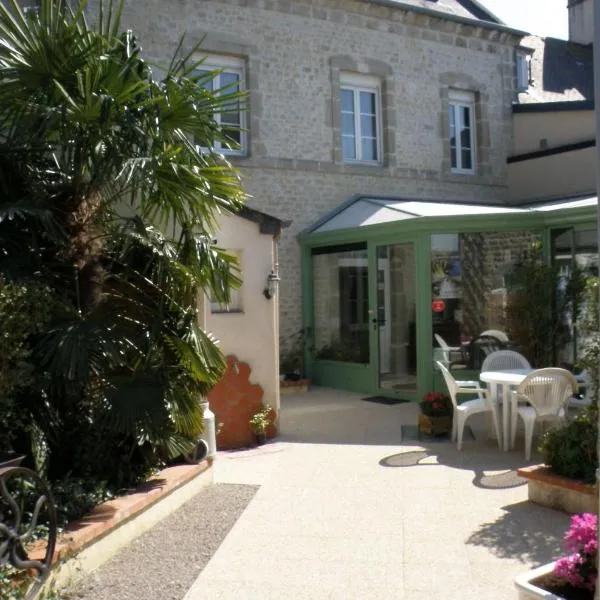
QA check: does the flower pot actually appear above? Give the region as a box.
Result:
[254,433,267,446]
[418,414,452,436]
[514,561,595,600]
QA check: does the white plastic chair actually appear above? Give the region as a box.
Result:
[480,329,509,342]
[513,368,578,460]
[437,361,501,451]
[434,333,464,369]
[481,350,530,372]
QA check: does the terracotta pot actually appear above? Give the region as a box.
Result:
[418,414,453,436]
[0,454,25,469]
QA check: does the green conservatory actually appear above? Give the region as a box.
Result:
[299,195,598,401]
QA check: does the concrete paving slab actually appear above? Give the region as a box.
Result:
[184,387,571,600]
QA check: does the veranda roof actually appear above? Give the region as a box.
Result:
[304,195,598,235]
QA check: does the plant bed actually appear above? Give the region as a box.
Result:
[517,465,597,515]
[516,562,594,600]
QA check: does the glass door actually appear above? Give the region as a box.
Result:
[376,243,418,393]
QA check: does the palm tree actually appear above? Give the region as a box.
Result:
[0,0,246,482]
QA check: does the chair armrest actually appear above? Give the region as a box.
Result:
[456,387,487,395]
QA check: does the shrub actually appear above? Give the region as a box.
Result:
[539,408,598,484]
[419,392,453,417]
[554,513,597,592]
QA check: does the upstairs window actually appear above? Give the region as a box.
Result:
[448,90,476,175]
[516,51,531,92]
[196,55,246,156]
[339,73,381,164]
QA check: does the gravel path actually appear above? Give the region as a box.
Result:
[67,483,258,600]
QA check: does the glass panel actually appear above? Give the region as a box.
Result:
[431,231,543,370]
[461,105,471,129]
[552,227,599,368]
[340,89,354,112]
[196,69,213,92]
[313,246,369,363]
[342,135,356,160]
[220,71,240,90]
[360,114,376,138]
[359,91,376,115]
[461,148,472,170]
[448,105,457,168]
[341,112,356,136]
[360,137,377,162]
[377,244,417,392]
[460,121,472,150]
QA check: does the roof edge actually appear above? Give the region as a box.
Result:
[236,205,291,237]
[507,139,596,164]
[371,0,528,38]
[513,100,595,113]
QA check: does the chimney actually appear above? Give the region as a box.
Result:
[568,0,594,44]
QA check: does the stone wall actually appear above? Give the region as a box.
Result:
[107,0,522,349]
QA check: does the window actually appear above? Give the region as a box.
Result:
[196,55,246,156]
[448,90,476,174]
[210,250,243,313]
[339,73,381,163]
[516,51,530,92]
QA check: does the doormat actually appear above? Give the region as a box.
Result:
[400,424,475,443]
[362,396,410,406]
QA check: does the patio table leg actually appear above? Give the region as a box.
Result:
[502,383,510,452]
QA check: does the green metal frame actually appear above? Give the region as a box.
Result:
[300,202,598,401]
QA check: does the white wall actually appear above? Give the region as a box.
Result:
[205,214,280,415]
[513,111,595,155]
[508,146,597,201]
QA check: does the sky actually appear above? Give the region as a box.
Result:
[479,0,569,39]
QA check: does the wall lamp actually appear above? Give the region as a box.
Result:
[263,268,280,300]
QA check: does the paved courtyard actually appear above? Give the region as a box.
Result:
[184,387,570,600]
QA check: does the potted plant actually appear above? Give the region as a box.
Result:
[249,407,273,446]
[515,513,597,599]
[418,392,453,436]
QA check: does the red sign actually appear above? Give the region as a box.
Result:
[432,299,446,313]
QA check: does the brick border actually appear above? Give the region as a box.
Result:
[517,464,597,496]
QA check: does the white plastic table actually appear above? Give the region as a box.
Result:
[480,368,584,452]
[479,369,532,452]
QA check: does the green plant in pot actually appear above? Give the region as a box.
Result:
[249,407,273,446]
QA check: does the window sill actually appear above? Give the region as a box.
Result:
[211,309,245,315]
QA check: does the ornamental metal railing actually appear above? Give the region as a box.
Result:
[0,458,57,599]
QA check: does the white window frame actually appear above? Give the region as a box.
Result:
[448,89,476,175]
[339,73,382,165]
[516,51,530,92]
[196,54,247,156]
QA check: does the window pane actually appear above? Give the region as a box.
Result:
[312,246,370,363]
[450,147,457,169]
[461,105,471,128]
[361,137,377,161]
[223,127,241,146]
[342,135,356,160]
[197,69,213,92]
[460,123,472,150]
[359,91,376,115]
[220,71,240,91]
[461,148,472,170]
[360,114,376,139]
[341,112,356,136]
[340,89,354,113]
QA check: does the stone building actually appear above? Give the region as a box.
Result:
[109,0,528,352]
